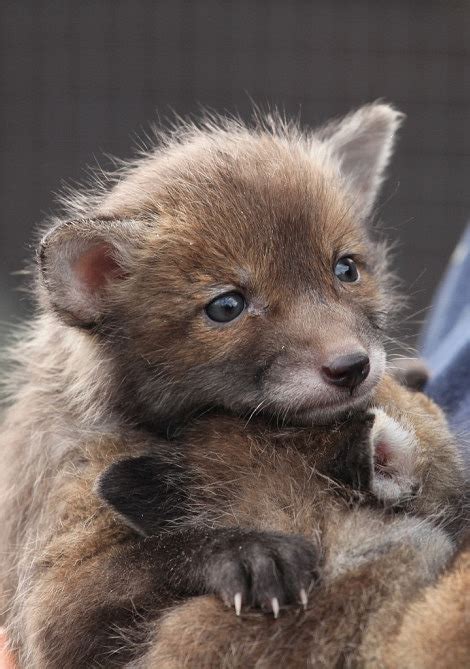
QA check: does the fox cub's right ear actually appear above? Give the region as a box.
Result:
[38,218,144,328]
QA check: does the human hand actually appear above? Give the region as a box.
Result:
[0,630,15,669]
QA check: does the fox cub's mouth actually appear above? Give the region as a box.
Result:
[370,408,419,504]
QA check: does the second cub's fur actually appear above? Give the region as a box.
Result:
[100,377,464,668]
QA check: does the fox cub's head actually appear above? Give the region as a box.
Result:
[39,103,403,424]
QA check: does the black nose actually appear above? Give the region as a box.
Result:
[321,352,370,389]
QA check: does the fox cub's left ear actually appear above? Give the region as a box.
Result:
[318,102,404,220]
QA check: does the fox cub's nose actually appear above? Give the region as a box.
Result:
[321,352,370,389]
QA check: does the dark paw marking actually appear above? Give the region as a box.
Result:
[203,530,318,617]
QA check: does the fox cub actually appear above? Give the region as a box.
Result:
[0,103,465,667]
[97,375,465,668]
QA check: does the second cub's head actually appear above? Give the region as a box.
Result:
[39,103,403,425]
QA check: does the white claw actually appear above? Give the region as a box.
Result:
[234,592,242,616]
[271,597,280,619]
[300,588,308,611]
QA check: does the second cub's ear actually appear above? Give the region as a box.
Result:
[389,357,430,392]
[96,455,187,537]
[326,412,375,491]
[38,218,143,327]
[319,102,404,220]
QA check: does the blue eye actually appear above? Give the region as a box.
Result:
[205,291,246,323]
[334,257,359,283]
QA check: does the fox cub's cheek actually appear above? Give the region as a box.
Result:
[370,408,419,504]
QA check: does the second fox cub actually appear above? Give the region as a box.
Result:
[96,374,465,668]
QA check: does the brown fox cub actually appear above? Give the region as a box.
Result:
[0,103,465,667]
[97,376,464,669]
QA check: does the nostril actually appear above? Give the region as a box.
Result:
[321,353,370,389]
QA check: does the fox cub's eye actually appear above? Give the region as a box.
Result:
[334,257,359,283]
[205,291,246,323]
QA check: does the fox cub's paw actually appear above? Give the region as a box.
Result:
[203,530,318,618]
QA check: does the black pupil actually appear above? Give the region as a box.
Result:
[206,292,245,323]
[334,257,358,283]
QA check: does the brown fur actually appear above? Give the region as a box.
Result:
[0,105,467,667]
[1,104,399,624]
[384,539,470,669]
[126,377,466,668]
[2,377,465,668]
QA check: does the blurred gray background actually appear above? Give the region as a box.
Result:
[1,0,469,345]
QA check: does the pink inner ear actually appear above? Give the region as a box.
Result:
[374,441,391,468]
[73,242,123,293]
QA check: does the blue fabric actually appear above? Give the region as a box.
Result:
[421,225,470,469]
